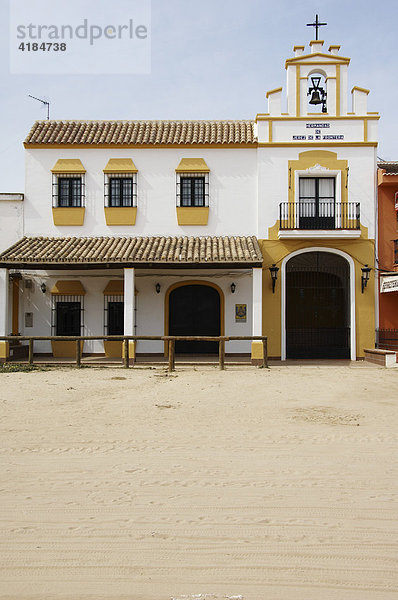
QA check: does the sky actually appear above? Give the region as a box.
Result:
[1,0,397,192]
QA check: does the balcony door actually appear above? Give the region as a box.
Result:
[299,177,335,229]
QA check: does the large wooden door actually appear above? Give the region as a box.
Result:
[169,284,221,354]
[286,252,350,358]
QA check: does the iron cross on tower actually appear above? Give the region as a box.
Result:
[306,14,327,40]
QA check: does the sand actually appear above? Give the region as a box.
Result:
[0,363,397,600]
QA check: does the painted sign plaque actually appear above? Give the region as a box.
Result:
[235,304,247,322]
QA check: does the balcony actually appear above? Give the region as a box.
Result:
[278,202,361,239]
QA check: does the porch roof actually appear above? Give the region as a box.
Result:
[0,236,263,269]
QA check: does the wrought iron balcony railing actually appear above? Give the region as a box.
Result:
[279,202,360,230]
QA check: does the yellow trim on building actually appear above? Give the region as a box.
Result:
[51,158,86,173]
[351,86,370,95]
[293,45,305,51]
[103,158,138,173]
[176,206,209,225]
[52,207,85,226]
[175,158,210,172]
[103,280,124,295]
[0,341,9,360]
[104,206,137,226]
[287,149,348,205]
[128,340,136,359]
[51,280,86,295]
[256,114,379,121]
[258,142,377,148]
[251,340,264,364]
[328,45,341,52]
[164,280,225,355]
[104,340,123,358]
[266,87,282,98]
[286,53,350,67]
[51,340,84,358]
[364,119,368,142]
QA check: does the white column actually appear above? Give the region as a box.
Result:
[124,268,136,362]
[0,269,9,360]
[124,268,135,335]
[251,267,263,364]
[252,267,262,336]
[0,269,9,336]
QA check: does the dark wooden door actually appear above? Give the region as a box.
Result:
[169,285,220,353]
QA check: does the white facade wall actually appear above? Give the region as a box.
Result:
[0,196,23,252]
[24,148,258,237]
[15,270,253,355]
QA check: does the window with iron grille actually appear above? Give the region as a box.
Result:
[104,173,137,207]
[51,295,84,336]
[52,173,85,207]
[394,240,398,265]
[104,295,124,335]
[176,173,209,207]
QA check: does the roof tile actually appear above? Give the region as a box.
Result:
[24,120,257,146]
[0,236,263,267]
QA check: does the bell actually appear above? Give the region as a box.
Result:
[309,90,322,105]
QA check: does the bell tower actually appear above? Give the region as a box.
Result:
[257,35,378,145]
[284,40,351,117]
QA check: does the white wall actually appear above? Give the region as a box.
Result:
[24,147,258,238]
[16,269,254,355]
[0,195,24,252]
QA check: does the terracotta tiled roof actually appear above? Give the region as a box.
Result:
[0,236,263,267]
[378,161,398,175]
[24,120,257,146]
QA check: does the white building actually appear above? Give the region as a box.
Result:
[0,40,378,362]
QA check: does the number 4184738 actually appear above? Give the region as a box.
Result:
[18,42,67,51]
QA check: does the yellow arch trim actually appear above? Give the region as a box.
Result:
[286,150,349,230]
[164,280,225,355]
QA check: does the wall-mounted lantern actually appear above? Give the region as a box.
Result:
[230,282,236,294]
[269,264,279,294]
[40,283,47,293]
[361,265,371,293]
[155,282,161,294]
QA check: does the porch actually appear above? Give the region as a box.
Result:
[0,235,265,365]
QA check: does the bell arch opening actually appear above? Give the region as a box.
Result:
[307,72,327,114]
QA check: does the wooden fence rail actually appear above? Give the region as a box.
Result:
[0,335,268,371]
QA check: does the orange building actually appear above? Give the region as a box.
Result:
[377,162,398,350]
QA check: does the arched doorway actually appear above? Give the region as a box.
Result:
[168,283,221,354]
[286,251,350,359]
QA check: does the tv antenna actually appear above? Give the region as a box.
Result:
[28,95,50,119]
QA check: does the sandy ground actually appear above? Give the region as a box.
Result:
[0,363,397,600]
